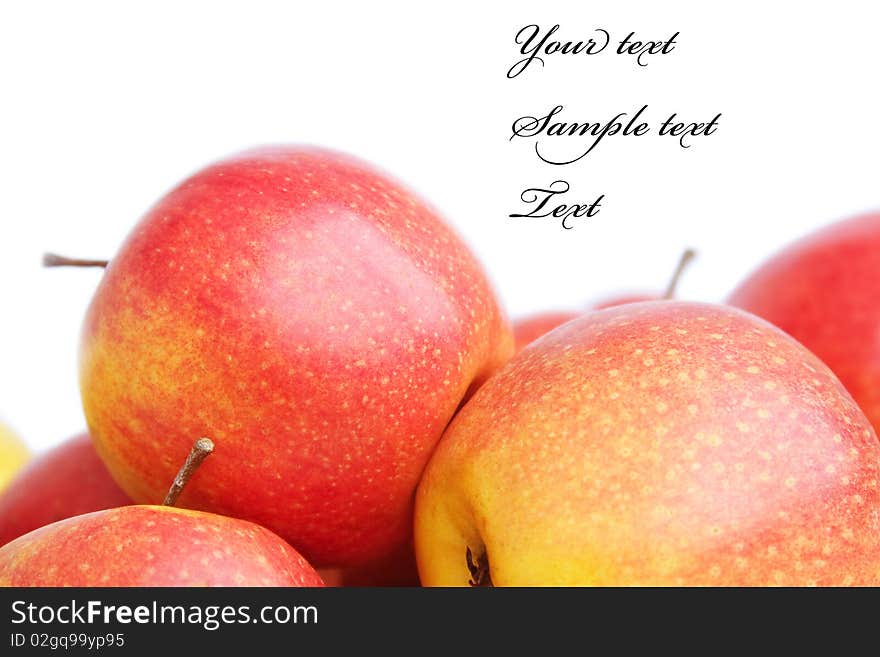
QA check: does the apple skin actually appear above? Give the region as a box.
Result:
[0,423,29,494]
[415,301,880,586]
[79,146,513,568]
[727,211,880,434]
[0,505,324,586]
[0,434,131,546]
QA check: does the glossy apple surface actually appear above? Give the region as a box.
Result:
[0,434,130,546]
[79,146,512,567]
[0,505,323,586]
[728,211,880,433]
[416,301,880,585]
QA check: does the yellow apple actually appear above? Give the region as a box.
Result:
[0,422,29,493]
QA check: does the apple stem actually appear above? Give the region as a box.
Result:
[466,546,493,587]
[42,253,109,268]
[163,438,215,506]
[662,248,697,299]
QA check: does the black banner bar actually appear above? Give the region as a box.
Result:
[0,587,871,653]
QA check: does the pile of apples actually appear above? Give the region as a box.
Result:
[2,145,880,587]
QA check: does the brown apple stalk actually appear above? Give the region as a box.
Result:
[465,546,493,587]
[662,247,696,299]
[42,253,108,268]
[163,438,214,506]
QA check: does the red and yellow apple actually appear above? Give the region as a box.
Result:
[728,211,880,434]
[78,146,512,568]
[0,433,131,546]
[0,505,323,586]
[416,301,880,585]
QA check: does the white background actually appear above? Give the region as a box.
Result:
[1,1,878,451]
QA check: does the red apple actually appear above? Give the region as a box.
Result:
[728,211,880,434]
[0,437,322,586]
[0,433,131,546]
[416,301,880,585]
[0,505,324,586]
[77,146,513,568]
[512,249,695,353]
